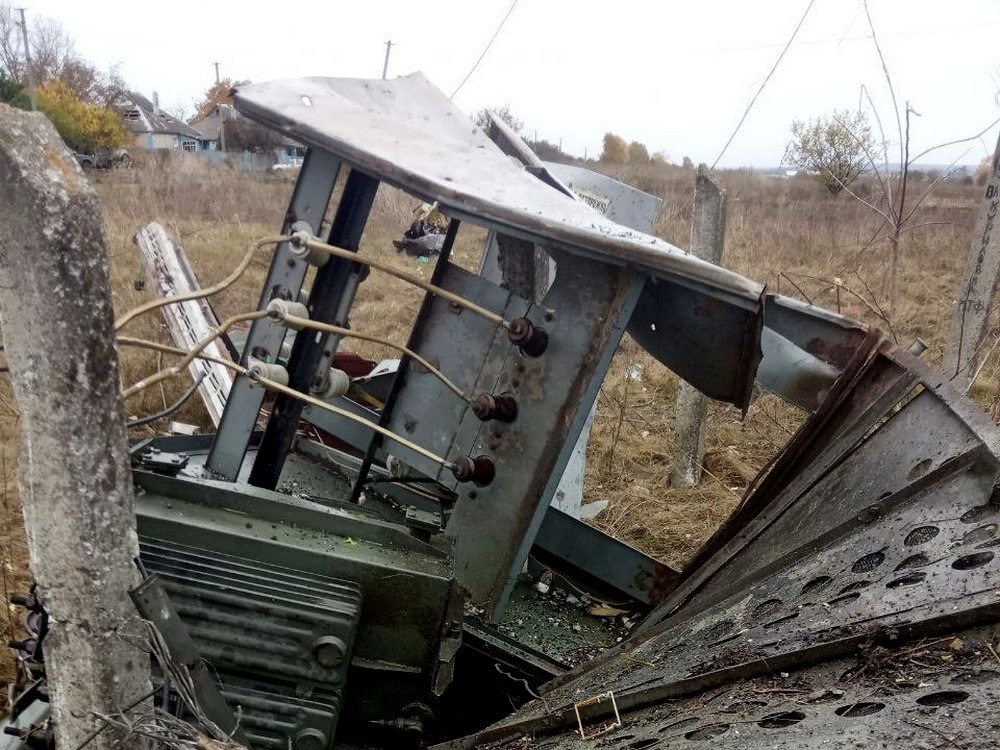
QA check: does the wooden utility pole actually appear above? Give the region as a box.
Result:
[944,131,1000,392]
[0,105,150,747]
[671,166,727,488]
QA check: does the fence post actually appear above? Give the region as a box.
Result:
[0,105,150,746]
[944,131,1000,392]
[671,166,727,488]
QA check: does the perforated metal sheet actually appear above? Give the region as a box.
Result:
[472,625,1000,749]
[438,348,1000,748]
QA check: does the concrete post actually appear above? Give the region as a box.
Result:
[0,105,150,746]
[670,166,727,488]
[944,131,1000,392]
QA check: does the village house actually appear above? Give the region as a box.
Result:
[121,92,210,152]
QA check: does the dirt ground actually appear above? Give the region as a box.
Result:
[0,154,996,694]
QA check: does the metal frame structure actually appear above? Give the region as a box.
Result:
[8,71,997,750]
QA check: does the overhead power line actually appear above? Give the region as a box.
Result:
[710,0,816,171]
[450,0,520,99]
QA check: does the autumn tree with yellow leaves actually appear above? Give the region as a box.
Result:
[36,79,130,153]
[191,78,249,123]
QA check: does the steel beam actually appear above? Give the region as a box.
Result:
[207,148,341,479]
[249,170,379,489]
[346,219,460,502]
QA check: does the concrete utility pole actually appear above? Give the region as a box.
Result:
[670,166,727,488]
[944,130,1000,392]
[382,40,393,80]
[14,7,36,111]
[0,105,150,747]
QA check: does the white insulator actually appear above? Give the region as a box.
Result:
[386,454,408,478]
[267,298,310,328]
[290,230,328,267]
[248,359,289,386]
[317,368,351,399]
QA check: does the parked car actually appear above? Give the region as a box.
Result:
[74,148,132,170]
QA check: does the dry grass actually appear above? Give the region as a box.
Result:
[0,154,996,690]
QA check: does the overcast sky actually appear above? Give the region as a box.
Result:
[14,0,1000,167]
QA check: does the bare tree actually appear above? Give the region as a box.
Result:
[473,103,523,134]
[0,5,23,80]
[0,5,122,107]
[822,1,1000,321]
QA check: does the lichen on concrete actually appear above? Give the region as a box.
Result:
[0,104,150,748]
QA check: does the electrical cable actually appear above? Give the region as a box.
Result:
[122,310,268,398]
[450,0,520,99]
[275,312,471,403]
[297,236,509,328]
[115,235,289,332]
[126,371,208,428]
[710,0,816,171]
[117,337,456,469]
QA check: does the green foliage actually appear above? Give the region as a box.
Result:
[628,140,650,164]
[787,109,874,195]
[36,79,130,153]
[0,70,29,109]
[600,132,627,164]
[472,104,523,134]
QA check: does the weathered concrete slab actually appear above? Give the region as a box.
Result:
[0,104,150,747]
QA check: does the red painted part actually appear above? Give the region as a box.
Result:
[333,352,377,378]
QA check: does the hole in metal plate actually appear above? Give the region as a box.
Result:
[886,571,926,588]
[750,599,782,624]
[838,580,871,594]
[801,576,833,596]
[952,551,994,570]
[907,458,932,480]
[763,612,799,629]
[684,724,730,741]
[962,524,998,545]
[896,553,930,570]
[904,526,940,546]
[659,718,698,734]
[852,551,885,573]
[961,505,995,524]
[828,592,861,607]
[704,620,735,642]
[757,710,806,729]
[916,690,968,706]
[951,669,999,685]
[835,702,885,717]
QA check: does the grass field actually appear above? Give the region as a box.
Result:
[0,153,994,694]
